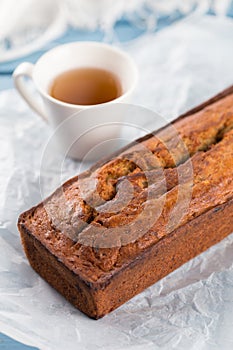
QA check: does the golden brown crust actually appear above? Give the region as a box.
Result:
[18,86,233,318]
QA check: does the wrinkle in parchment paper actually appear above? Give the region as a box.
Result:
[0,15,233,350]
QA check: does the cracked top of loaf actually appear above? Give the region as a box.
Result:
[18,92,233,286]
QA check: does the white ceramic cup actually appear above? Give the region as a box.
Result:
[13,41,138,159]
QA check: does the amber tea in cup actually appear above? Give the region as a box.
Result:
[13,41,138,159]
[49,67,122,106]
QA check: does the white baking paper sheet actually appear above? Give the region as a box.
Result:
[0,15,233,350]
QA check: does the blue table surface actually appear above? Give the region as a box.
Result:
[1,4,233,349]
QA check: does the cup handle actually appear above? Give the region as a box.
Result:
[13,62,48,123]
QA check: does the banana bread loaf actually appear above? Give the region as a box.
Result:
[18,87,233,319]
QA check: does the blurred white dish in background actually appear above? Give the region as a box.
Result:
[0,0,66,63]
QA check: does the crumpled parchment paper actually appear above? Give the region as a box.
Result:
[0,15,233,350]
